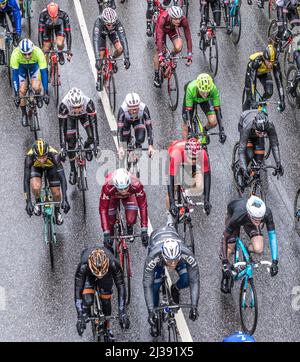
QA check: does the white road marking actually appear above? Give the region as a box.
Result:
[74,0,193,342]
[0,287,6,311]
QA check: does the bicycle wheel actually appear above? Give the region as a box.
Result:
[286,65,299,109]
[78,165,87,216]
[106,73,116,113]
[168,322,178,342]
[283,44,294,77]
[168,70,179,111]
[231,7,242,45]
[267,19,278,39]
[231,141,242,195]
[122,249,131,306]
[47,219,55,270]
[26,1,32,38]
[53,64,60,108]
[251,179,266,202]
[239,277,258,335]
[209,35,218,77]
[294,189,300,236]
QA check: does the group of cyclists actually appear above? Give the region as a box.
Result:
[2,0,297,342]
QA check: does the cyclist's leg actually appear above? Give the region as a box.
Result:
[80,116,94,160]
[110,32,123,58]
[253,136,265,164]
[146,0,154,36]
[123,195,138,235]
[55,25,66,64]
[108,197,119,236]
[65,118,77,184]
[173,262,189,303]
[184,168,204,197]
[244,224,264,256]
[259,73,273,100]
[82,275,96,317]
[98,278,114,339]
[211,0,221,26]
[30,168,43,214]
[30,65,42,97]
[47,165,64,224]
[19,65,29,123]
[169,30,183,55]
[199,0,208,30]
[200,100,217,129]
[133,120,146,149]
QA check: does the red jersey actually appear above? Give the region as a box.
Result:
[155,10,192,55]
[99,172,148,232]
[168,140,210,177]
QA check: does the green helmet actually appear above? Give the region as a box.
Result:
[196,73,213,93]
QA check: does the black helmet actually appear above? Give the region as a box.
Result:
[253,112,269,132]
[33,138,49,157]
[263,44,276,62]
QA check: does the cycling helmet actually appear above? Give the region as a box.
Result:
[246,195,266,220]
[253,112,269,132]
[160,0,172,9]
[125,93,140,109]
[161,238,181,261]
[112,168,131,190]
[19,39,34,55]
[185,137,202,158]
[0,0,8,7]
[33,139,49,158]
[88,249,109,278]
[168,6,183,19]
[196,73,213,93]
[223,332,256,342]
[263,43,276,62]
[102,7,117,24]
[67,87,84,107]
[47,2,59,18]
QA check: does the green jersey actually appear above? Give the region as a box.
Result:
[184,80,220,109]
[10,47,47,70]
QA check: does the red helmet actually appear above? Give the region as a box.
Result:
[47,2,59,18]
[185,138,201,157]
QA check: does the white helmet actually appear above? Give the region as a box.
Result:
[19,38,34,54]
[112,168,131,190]
[125,93,140,109]
[246,195,266,220]
[102,7,117,24]
[161,238,181,261]
[67,87,84,107]
[168,6,183,19]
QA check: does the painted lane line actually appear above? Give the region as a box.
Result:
[74,0,193,342]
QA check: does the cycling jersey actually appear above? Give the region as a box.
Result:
[117,101,153,146]
[155,10,192,55]
[10,47,48,93]
[0,0,21,35]
[143,224,200,312]
[184,79,220,110]
[99,172,148,233]
[38,8,72,50]
[74,246,126,316]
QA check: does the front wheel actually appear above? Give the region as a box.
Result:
[286,65,299,109]
[53,64,60,108]
[122,249,131,306]
[231,141,242,195]
[283,44,294,77]
[209,35,219,77]
[106,73,116,114]
[168,321,178,342]
[168,70,179,111]
[230,6,242,45]
[294,189,300,236]
[239,277,258,335]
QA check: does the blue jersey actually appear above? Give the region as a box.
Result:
[0,0,21,35]
[223,332,256,342]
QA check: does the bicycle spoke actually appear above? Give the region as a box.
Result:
[239,278,258,335]
[168,71,179,111]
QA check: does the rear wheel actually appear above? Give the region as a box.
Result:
[122,249,131,306]
[78,165,88,216]
[267,19,278,40]
[209,35,218,77]
[48,219,54,270]
[168,70,179,111]
[53,64,60,108]
[286,65,299,109]
[231,7,242,45]
[239,277,258,335]
[294,189,300,236]
[231,141,242,195]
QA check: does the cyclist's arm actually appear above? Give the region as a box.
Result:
[117,107,126,145]
[273,64,285,104]
[58,103,68,148]
[87,99,99,146]
[93,17,102,61]
[112,258,127,313]
[11,0,22,35]
[23,156,33,202]
[167,152,180,207]
[36,49,49,93]
[74,262,88,315]
[143,252,159,312]
[183,85,195,125]
[268,124,281,164]
[99,186,111,234]
[38,12,46,48]
[134,183,148,230]
[10,51,20,94]
[238,126,252,171]
[116,22,129,59]
[265,208,278,261]
[155,16,166,56]
[181,17,192,55]
[248,60,260,100]
[63,11,72,51]
[55,160,68,201]
[182,247,200,307]
[143,105,154,146]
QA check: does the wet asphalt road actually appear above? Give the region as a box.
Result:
[0,0,300,342]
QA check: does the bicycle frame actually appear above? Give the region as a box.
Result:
[233,237,254,281]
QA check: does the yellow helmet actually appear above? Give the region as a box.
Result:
[263,44,276,62]
[33,139,49,157]
[88,249,109,278]
[196,73,213,93]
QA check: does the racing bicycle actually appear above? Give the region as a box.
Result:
[219,0,242,44]
[199,19,218,77]
[19,0,33,38]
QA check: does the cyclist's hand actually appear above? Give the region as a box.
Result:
[61,198,70,214]
[118,146,125,160]
[277,100,285,113]
[276,162,284,177]
[186,54,192,66]
[26,200,34,216]
[76,314,86,336]
[148,145,155,158]
[148,311,157,326]
[222,259,233,279]
[14,95,21,108]
[141,230,149,248]
[66,51,73,62]
[204,200,212,215]
[95,59,102,71]
[119,312,130,330]
[43,93,50,106]
[124,58,131,70]
[270,260,279,277]
[219,131,227,144]
[60,146,67,162]
[189,307,199,322]
[169,203,178,219]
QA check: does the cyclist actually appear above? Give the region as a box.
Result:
[167,137,212,216]
[146,0,171,37]
[275,0,299,40]
[223,331,256,342]
[117,93,155,160]
[238,110,284,187]
[38,1,72,65]
[143,222,200,336]
[11,39,49,127]
[154,6,192,88]
[199,0,221,35]
[99,168,149,249]
[242,43,285,112]
[24,139,70,225]
[0,0,21,65]
[97,0,116,10]
[182,73,226,143]
[93,7,130,91]
[219,195,279,294]
[58,88,100,186]
[75,246,130,340]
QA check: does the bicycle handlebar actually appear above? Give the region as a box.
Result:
[110,234,142,240]
[35,201,61,207]
[232,260,272,274]
[153,304,193,312]
[85,315,118,322]
[44,50,70,54]
[176,201,204,208]
[66,148,93,153]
